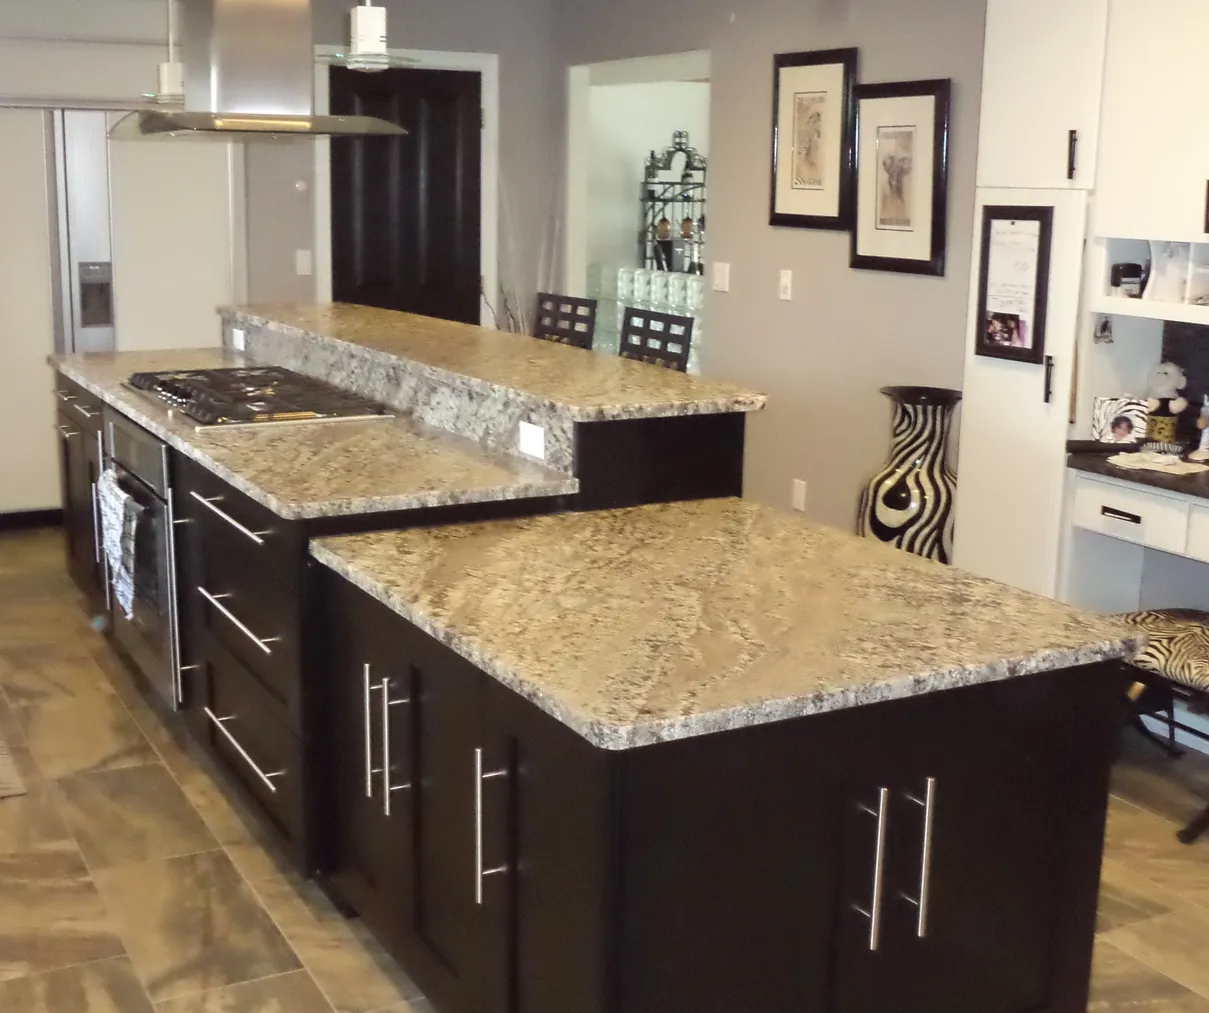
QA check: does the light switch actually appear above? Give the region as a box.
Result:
[518,421,547,461]
[780,270,793,301]
[231,327,246,352]
[713,262,731,293]
[295,249,314,277]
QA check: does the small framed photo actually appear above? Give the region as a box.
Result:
[769,48,858,231]
[850,79,950,276]
[974,205,1054,365]
[1092,397,1149,444]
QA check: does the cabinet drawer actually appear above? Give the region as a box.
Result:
[1071,477,1189,553]
[197,639,302,849]
[191,543,301,730]
[1186,505,1209,563]
[53,374,104,431]
[176,456,301,592]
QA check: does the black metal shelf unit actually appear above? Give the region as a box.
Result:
[641,131,707,274]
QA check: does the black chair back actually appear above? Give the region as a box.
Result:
[534,293,598,350]
[619,308,694,372]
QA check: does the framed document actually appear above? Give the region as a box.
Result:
[769,48,858,231]
[850,79,950,276]
[974,205,1054,365]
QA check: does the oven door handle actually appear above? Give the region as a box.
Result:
[189,491,270,545]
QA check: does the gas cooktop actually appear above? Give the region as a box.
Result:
[126,367,394,428]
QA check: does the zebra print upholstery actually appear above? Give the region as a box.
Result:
[1119,610,1209,692]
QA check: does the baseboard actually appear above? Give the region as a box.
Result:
[0,509,63,532]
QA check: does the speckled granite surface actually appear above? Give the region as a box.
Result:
[311,498,1141,750]
[51,350,578,521]
[222,305,766,474]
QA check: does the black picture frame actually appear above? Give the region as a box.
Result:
[974,205,1054,365]
[850,79,950,276]
[769,47,858,231]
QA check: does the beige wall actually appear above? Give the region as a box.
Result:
[558,0,985,530]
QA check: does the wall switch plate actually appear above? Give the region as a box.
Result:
[518,421,547,461]
[231,327,246,352]
[295,249,314,277]
[792,479,807,512]
[713,262,731,293]
[779,270,793,301]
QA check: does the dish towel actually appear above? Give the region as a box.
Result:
[96,468,143,620]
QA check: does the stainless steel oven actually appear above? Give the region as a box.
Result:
[103,408,183,709]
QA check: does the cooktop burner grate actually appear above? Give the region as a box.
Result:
[127,367,394,427]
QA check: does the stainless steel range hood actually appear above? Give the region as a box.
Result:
[111,0,405,141]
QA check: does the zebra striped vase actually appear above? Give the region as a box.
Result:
[858,386,962,565]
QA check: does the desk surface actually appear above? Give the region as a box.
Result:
[1068,453,1209,503]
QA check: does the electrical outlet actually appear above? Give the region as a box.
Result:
[713,262,731,293]
[231,327,246,352]
[518,421,547,461]
[295,249,314,277]
[792,479,807,512]
[779,270,793,301]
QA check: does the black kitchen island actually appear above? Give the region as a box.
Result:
[309,499,1139,1013]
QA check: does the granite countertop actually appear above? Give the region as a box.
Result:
[311,498,1140,750]
[1069,451,1209,501]
[51,350,578,521]
[225,303,768,422]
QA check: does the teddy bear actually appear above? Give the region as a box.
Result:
[1145,361,1189,445]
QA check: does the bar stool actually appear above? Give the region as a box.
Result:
[534,293,597,350]
[1119,608,1209,843]
[618,307,694,372]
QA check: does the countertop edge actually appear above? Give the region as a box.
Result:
[310,540,1142,751]
[224,309,770,422]
[52,357,579,520]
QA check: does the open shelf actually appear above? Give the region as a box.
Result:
[1089,295,1209,327]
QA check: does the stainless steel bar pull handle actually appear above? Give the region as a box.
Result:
[197,587,281,655]
[900,777,937,938]
[363,664,379,799]
[852,787,890,952]
[474,747,508,905]
[381,678,411,817]
[189,491,270,545]
[203,707,285,793]
[56,390,76,402]
[57,425,79,438]
[72,403,99,419]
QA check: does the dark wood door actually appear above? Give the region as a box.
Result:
[885,673,1115,1013]
[330,66,482,324]
[325,576,417,956]
[478,680,614,1013]
[57,410,97,600]
[407,633,485,1013]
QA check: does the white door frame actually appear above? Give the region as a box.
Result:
[564,50,711,297]
[313,46,500,328]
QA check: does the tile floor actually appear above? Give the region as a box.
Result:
[0,527,433,1013]
[7,526,1209,1011]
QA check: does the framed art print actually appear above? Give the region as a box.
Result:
[769,47,858,231]
[974,205,1054,365]
[850,79,950,275]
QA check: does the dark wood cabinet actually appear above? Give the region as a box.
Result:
[316,569,1122,1013]
[54,375,106,612]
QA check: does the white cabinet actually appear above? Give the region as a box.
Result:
[953,189,1088,596]
[975,0,1107,190]
[1096,0,1209,241]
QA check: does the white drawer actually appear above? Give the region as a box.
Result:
[1187,505,1209,563]
[1071,476,1190,554]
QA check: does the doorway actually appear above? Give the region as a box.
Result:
[329,66,482,324]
